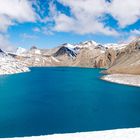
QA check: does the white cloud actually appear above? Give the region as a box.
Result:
[0,0,36,22]
[33,27,41,32]
[0,0,37,50]
[21,33,38,39]
[108,0,140,27]
[130,29,140,35]
[51,0,118,36]
[0,0,36,33]
[53,13,118,36]
[0,15,13,32]
[0,34,14,51]
[59,0,107,16]
[33,26,53,35]
[121,29,140,43]
[46,0,140,35]
[123,35,138,43]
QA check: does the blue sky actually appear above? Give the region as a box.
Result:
[0,0,140,50]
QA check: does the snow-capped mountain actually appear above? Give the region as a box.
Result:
[16,47,27,55]
[75,40,98,50]
[81,40,98,46]
[64,43,75,49]
[29,46,41,55]
[53,44,77,58]
[0,49,6,57]
[0,48,12,61]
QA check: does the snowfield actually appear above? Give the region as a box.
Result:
[1,128,140,140]
[0,57,30,75]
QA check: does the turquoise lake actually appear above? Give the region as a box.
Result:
[0,67,140,138]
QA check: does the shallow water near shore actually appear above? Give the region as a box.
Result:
[0,67,140,138]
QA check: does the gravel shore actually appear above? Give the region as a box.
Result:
[102,74,140,87]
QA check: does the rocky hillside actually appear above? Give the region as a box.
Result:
[105,38,140,75]
[0,49,30,75]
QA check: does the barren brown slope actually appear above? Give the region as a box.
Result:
[72,48,102,67]
[94,48,117,68]
[105,39,140,75]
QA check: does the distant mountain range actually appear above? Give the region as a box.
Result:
[0,38,140,75]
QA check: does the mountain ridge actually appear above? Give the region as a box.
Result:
[0,39,140,75]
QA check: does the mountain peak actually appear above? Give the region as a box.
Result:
[16,47,27,55]
[0,49,4,53]
[81,40,98,46]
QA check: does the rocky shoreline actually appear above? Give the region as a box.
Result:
[0,60,30,75]
[102,74,140,87]
[1,128,140,140]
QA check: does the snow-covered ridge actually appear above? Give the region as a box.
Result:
[74,40,99,50]
[64,43,75,49]
[104,43,127,50]
[0,61,30,75]
[61,41,127,51]
[0,49,30,75]
[14,41,128,57]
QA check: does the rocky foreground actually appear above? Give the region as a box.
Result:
[1,128,140,140]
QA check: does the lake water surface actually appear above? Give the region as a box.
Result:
[0,67,140,138]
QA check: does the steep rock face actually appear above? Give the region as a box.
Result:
[53,46,77,58]
[72,45,106,67]
[0,49,8,57]
[105,38,140,75]
[72,49,98,67]
[94,48,117,68]
[0,49,4,53]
